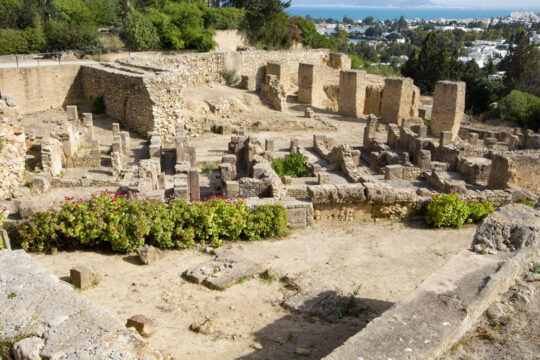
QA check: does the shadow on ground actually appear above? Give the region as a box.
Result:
[237,290,393,360]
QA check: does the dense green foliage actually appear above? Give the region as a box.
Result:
[490,90,540,129]
[124,10,160,50]
[272,151,308,178]
[425,193,494,228]
[15,192,289,253]
[0,27,46,54]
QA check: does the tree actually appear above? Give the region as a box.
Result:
[397,15,407,32]
[342,16,354,25]
[502,30,540,97]
[363,16,374,26]
[401,32,448,93]
[0,0,22,29]
[123,10,160,50]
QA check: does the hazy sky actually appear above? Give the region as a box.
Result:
[290,0,540,8]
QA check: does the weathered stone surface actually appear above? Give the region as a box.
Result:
[307,184,366,204]
[182,252,260,290]
[0,250,162,359]
[12,337,44,360]
[472,204,540,253]
[70,265,98,289]
[431,81,466,139]
[126,315,156,337]
[325,224,538,360]
[1,229,11,250]
[135,245,161,265]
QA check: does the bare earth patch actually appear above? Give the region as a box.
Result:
[33,220,476,360]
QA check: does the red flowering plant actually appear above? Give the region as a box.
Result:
[425,193,494,228]
[15,192,288,253]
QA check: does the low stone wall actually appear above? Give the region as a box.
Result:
[487,151,540,194]
[0,97,26,200]
[324,204,540,360]
[0,250,162,359]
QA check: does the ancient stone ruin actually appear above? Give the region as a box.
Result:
[0,48,538,359]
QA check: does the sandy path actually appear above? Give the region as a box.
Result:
[33,220,476,360]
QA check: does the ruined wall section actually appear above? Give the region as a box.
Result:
[0,97,26,200]
[0,64,81,114]
[117,49,329,89]
[80,65,156,136]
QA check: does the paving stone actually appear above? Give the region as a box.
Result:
[12,337,44,360]
[182,252,260,290]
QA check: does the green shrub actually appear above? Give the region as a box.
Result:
[425,193,494,228]
[222,70,240,86]
[467,199,494,223]
[45,20,102,51]
[204,7,245,30]
[271,151,308,178]
[123,11,160,51]
[516,198,536,207]
[92,96,106,114]
[491,90,540,130]
[201,163,218,174]
[15,193,288,253]
[0,27,46,55]
[534,262,540,274]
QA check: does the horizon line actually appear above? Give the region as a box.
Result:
[288,5,540,10]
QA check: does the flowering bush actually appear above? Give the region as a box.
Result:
[425,193,494,228]
[15,192,289,253]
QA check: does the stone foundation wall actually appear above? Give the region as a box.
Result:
[0,64,81,114]
[0,97,26,200]
[80,65,155,136]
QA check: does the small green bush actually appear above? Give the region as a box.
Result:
[201,163,218,174]
[222,70,240,86]
[425,193,494,228]
[534,262,540,274]
[92,96,106,114]
[491,90,540,130]
[0,27,46,55]
[272,151,308,178]
[204,7,245,30]
[516,198,536,207]
[15,193,288,253]
[123,11,160,51]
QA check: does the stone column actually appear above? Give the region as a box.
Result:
[338,70,367,117]
[363,115,378,148]
[188,146,197,168]
[112,123,120,136]
[298,63,325,108]
[431,81,466,139]
[380,78,417,125]
[188,168,200,201]
[66,105,78,122]
[82,113,95,142]
[265,139,275,152]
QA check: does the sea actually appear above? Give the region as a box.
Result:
[285,7,540,20]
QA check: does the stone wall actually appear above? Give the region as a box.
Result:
[0,64,82,114]
[0,97,26,200]
[487,151,540,193]
[80,65,156,136]
[338,70,367,117]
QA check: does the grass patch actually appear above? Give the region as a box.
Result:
[534,262,540,274]
[201,163,218,175]
[516,198,535,207]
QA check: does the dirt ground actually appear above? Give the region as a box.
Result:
[33,220,476,360]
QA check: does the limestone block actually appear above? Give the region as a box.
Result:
[112,122,120,136]
[287,207,307,229]
[240,75,256,91]
[70,265,97,290]
[298,63,325,108]
[416,150,432,169]
[472,204,540,253]
[66,105,78,121]
[431,81,466,139]
[329,53,352,70]
[281,176,292,185]
[318,172,331,185]
[338,70,367,117]
[265,139,274,152]
[31,176,50,195]
[224,181,239,198]
[12,336,44,360]
[126,315,155,337]
[380,77,417,125]
[385,165,404,180]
